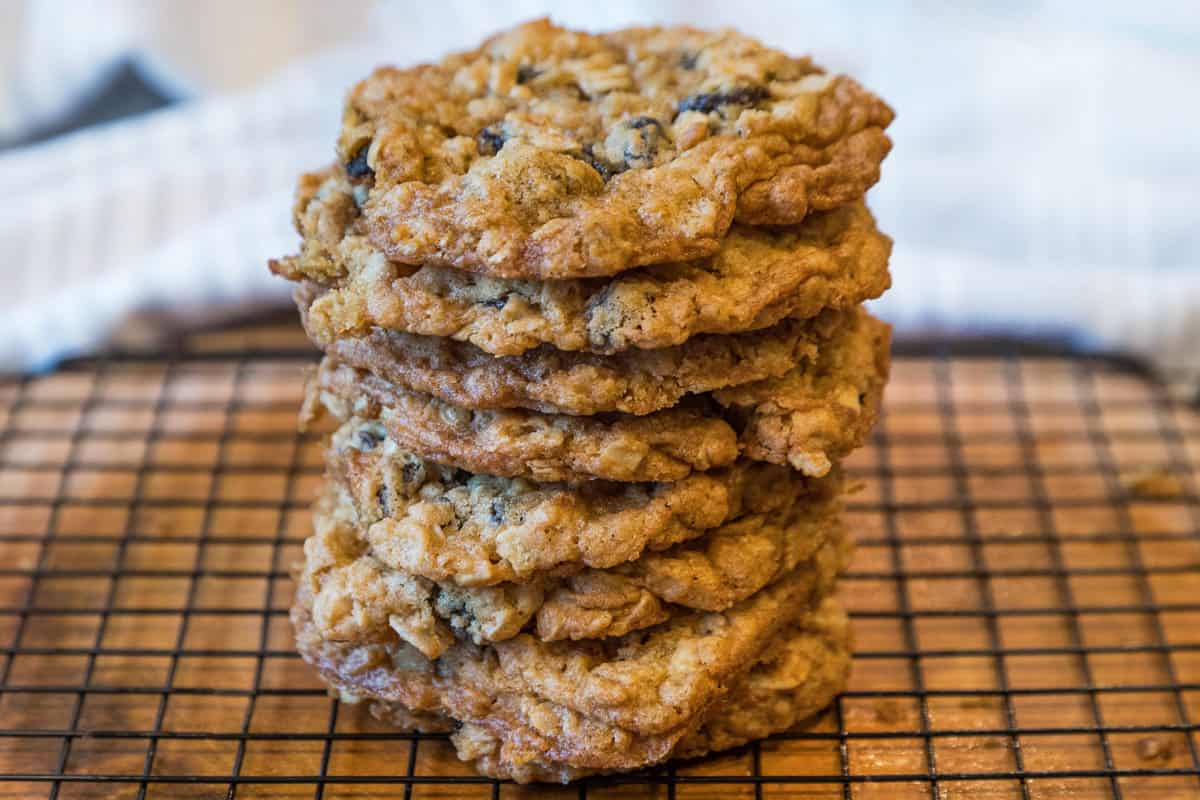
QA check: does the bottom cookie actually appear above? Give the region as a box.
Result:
[350,597,851,783]
[295,563,850,783]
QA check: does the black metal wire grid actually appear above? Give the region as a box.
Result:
[0,322,1197,800]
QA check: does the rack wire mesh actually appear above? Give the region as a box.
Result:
[0,317,1197,799]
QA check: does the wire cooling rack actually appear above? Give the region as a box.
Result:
[0,317,1197,800]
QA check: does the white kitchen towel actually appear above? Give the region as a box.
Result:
[1,1,1197,394]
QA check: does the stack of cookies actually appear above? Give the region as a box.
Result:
[271,20,894,783]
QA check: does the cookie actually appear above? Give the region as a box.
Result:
[302,488,538,659]
[453,597,852,782]
[293,564,843,781]
[328,416,815,585]
[303,309,889,482]
[534,512,847,643]
[713,308,891,476]
[274,186,890,356]
[293,19,893,279]
[672,596,852,759]
[302,296,845,415]
[303,474,844,655]
[305,358,739,482]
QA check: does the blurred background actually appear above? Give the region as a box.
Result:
[1,0,1197,395]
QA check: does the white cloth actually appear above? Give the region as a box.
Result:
[1,1,1197,393]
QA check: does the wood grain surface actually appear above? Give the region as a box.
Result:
[0,323,1197,799]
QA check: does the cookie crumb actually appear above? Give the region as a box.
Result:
[1135,736,1173,763]
[872,700,903,724]
[1126,468,1184,498]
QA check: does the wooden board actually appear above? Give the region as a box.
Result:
[0,324,1197,799]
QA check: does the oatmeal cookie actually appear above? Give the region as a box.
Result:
[294,19,892,279]
[303,309,889,481]
[327,416,814,586]
[274,186,890,356]
[303,298,844,415]
[306,357,739,482]
[303,476,844,654]
[453,597,852,782]
[534,511,847,642]
[293,564,845,781]
[713,306,891,476]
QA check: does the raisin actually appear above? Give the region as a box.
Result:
[584,283,615,315]
[345,145,372,178]
[489,498,506,524]
[676,86,770,114]
[628,116,663,131]
[621,117,664,168]
[481,296,508,310]
[586,152,618,180]
[583,285,618,348]
[356,427,384,450]
[679,52,698,70]
[516,64,540,84]
[376,485,389,516]
[571,144,619,181]
[476,125,506,156]
[433,589,471,623]
[401,460,422,484]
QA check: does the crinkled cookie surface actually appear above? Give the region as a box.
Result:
[327,416,815,585]
[305,300,847,416]
[274,186,890,356]
[456,598,852,782]
[295,573,849,782]
[303,309,889,482]
[305,19,893,278]
[300,472,845,655]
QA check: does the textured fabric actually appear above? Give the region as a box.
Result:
[1,1,1196,394]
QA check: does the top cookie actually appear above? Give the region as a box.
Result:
[331,19,893,278]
